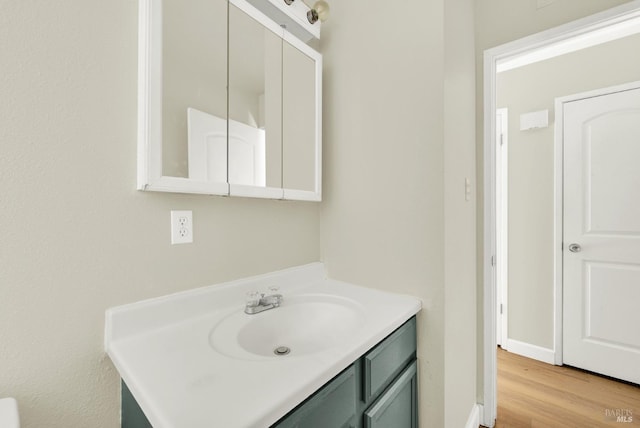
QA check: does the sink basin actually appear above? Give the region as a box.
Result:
[209,294,366,359]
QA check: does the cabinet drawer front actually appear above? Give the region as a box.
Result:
[273,365,357,428]
[363,317,416,402]
[363,360,418,428]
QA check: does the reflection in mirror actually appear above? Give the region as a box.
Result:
[283,39,317,192]
[228,4,282,189]
[162,0,227,179]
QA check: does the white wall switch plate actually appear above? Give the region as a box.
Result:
[170,210,193,244]
[465,178,472,201]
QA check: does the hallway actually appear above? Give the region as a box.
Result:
[495,348,640,427]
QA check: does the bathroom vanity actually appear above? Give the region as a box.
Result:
[249,316,417,428]
[105,263,421,427]
[123,318,417,428]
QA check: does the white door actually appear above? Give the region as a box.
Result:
[563,84,640,384]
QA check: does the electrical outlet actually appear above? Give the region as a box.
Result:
[170,210,193,244]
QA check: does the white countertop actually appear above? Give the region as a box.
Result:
[105,263,421,428]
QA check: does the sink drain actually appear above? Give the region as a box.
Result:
[274,346,291,356]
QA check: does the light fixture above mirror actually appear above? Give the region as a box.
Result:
[306,1,329,24]
[282,0,330,24]
[246,0,322,41]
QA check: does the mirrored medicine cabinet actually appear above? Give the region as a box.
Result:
[137,0,322,201]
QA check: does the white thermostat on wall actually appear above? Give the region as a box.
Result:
[520,109,549,131]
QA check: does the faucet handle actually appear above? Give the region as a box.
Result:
[263,286,283,307]
[245,291,262,307]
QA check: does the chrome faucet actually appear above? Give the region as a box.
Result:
[244,287,283,314]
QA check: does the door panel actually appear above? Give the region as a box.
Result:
[563,85,640,385]
[586,111,640,234]
[586,262,640,350]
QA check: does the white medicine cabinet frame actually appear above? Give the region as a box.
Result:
[137,0,323,201]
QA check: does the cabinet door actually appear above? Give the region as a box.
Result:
[363,360,418,428]
[228,1,284,198]
[363,317,417,403]
[281,34,321,199]
[163,0,228,182]
[121,381,153,428]
[273,365,356,428]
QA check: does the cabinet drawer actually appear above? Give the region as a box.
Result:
[273,365,357,428]
[363,317,416,402]
[364,360,418,428]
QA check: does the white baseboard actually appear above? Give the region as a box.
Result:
[505,338,555,365]
[477,404,490,427]
[465,403,480,428]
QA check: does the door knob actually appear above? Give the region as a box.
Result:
[568,243,582,253]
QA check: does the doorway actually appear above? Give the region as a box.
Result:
[482,2,640,427]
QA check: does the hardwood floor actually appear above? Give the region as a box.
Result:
[494,348,640,427]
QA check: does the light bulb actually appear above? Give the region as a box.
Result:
[307,0,329,24]
[314,0,330,22]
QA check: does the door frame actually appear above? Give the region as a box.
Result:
[495,108,508,348]
[481,2,640,427]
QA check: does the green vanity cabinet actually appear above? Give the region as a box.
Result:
[272,365,357,428]
[363,316,417,404]
[359,316,418,428]
[121,317,418,428]
[363,361,418,428]
[122,382,152,428]
[274,316,418,428]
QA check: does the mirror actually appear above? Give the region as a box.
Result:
[228,2,283,198]
[137,0,322,200]
[282,38,319,194]
[163,0,227,181]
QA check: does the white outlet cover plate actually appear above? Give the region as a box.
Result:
[170,210,193,244]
